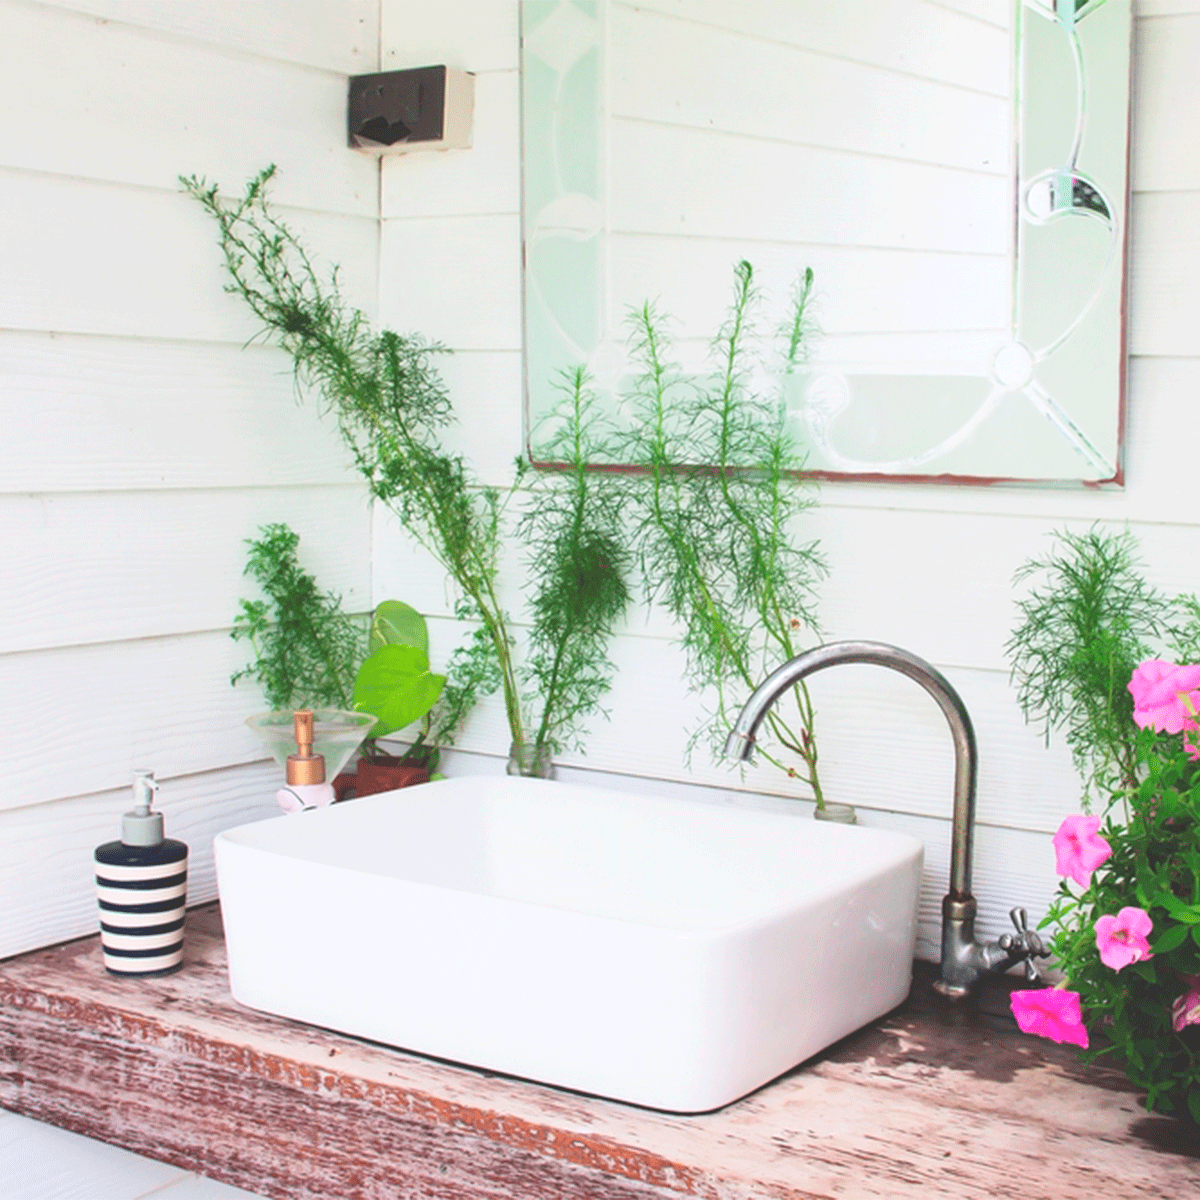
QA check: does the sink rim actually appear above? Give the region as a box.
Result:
[215,775,924,938]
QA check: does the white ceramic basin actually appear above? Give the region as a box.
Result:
[214,776,923,1112]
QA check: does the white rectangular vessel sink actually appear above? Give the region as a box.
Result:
[215,776,923,1112]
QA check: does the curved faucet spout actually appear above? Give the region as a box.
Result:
[724,640,1048,998]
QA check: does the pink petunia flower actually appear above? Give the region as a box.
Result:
[1094,907,1154,971]
[1010,987,1089,1048]
[1052,814,1112,888]
[1128,660,1200,734]
[1172,979,1200,1033]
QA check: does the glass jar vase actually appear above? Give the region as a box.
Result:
[506,741,554,779]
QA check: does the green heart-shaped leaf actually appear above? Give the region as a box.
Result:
[369,600,429,654]
[353,643,445,737]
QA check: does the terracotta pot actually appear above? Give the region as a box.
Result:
[332,756,430,802]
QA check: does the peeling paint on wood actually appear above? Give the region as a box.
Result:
[1,906,1197,1200]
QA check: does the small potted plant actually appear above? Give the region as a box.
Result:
[231,524,454,797]
[337,600,446,799]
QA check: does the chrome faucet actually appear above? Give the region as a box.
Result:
[724,640,1049,998]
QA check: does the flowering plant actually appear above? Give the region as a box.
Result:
[1014,662,1200,1120]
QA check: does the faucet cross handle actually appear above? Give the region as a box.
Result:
[998,907,1051,981]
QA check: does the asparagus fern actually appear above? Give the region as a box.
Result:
[188,166,629,763]
[1007,526,1200,802]
[184,166,522,745]
[622,261,828,800]
[231,522,364,712]
[521,367,631,752]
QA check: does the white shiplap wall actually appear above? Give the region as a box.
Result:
[2,0,1197,966]
[0,0,380,957]
[374,0,1200,960]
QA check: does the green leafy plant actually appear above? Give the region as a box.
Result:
[185,167,513,749]
[231,522,364,712]
[620,260,827,802]
[1007,527,1196,800]
[189,167,630,768]
[353,600,446,768]
[233,525,450,768]
[521,367,631,754]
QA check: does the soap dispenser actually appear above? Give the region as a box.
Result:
[94,770,189,976]
[277,709,336,813]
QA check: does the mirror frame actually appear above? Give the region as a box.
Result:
[519,0,1132,486]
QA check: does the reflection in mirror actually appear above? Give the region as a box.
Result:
[520,0,1131,484]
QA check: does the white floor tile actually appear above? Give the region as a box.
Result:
[151,1174,268,1199]
[0,1112,263,1200]
[0,1111,187,1200]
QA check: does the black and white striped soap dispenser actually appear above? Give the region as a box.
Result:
[94,770,189,976]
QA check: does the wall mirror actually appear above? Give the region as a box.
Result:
[520,0,1132,484]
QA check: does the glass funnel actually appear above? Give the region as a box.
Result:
[246,709,375,781]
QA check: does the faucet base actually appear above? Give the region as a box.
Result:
[931,977,971,1000]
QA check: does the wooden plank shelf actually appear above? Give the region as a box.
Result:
[1,905,1198,1200]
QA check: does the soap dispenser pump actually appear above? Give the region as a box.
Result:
[277,709,336,813]
[94,770,189,976]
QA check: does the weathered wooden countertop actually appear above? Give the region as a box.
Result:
[1,904,1197,1200]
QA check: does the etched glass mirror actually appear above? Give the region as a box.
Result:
[520,0,1132,484]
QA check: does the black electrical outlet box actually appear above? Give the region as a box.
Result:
[348,65,473,153]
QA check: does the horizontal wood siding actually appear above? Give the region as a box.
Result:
[0,0,380,957]
[5,0,1199,968]
[374,0,1200,959]
[0,767,281,957]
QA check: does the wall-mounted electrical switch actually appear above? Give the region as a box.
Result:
[348,65,474,153]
